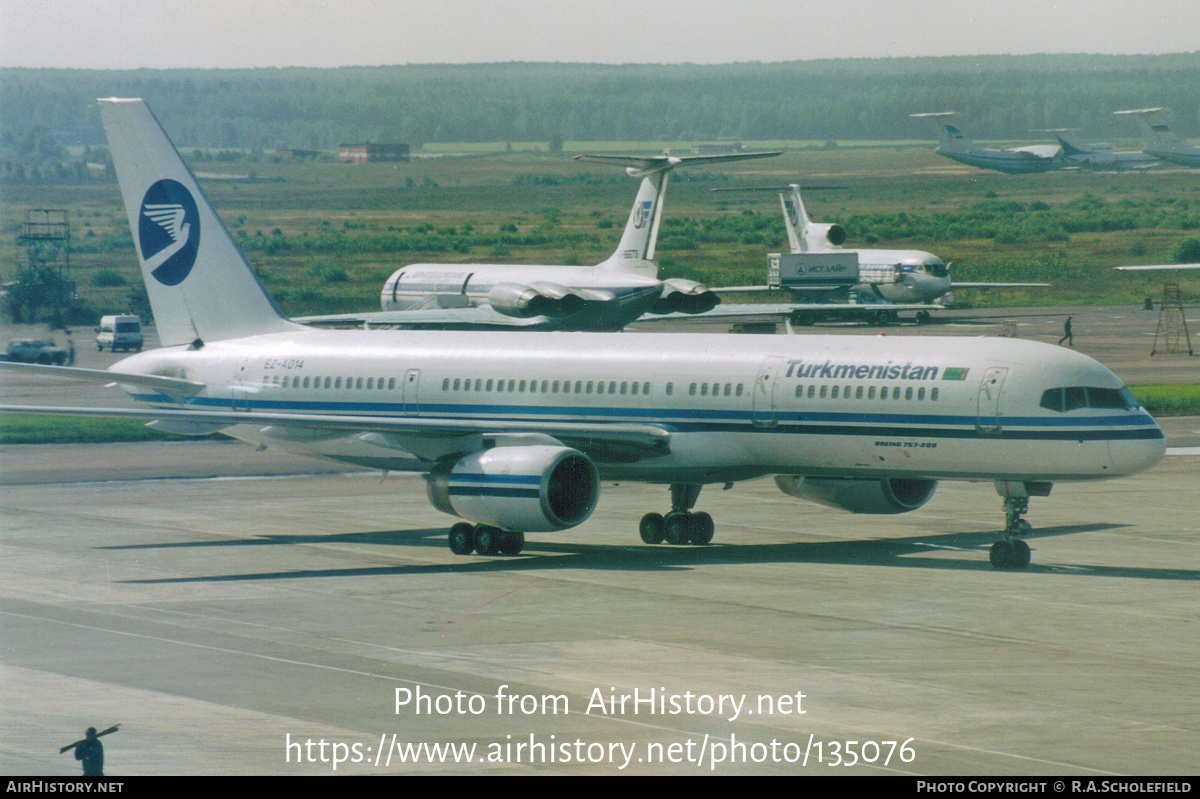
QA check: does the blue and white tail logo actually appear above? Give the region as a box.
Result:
[784,199,800,230]
[138,179,200,286]
[633,200,652,229]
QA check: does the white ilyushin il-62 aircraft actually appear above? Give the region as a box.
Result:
[296,150,780,332]
[1,98,1166,570]
[710,184,1048,325]
[911,112,1062,174]
[1114,108,1200,168]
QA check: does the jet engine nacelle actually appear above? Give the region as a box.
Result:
[487,282,584,318]
[652,278,720,314]
[774,475,937,514]
[426,445,600,532]
[806,222,846,248]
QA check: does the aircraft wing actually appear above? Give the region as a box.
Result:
[1008,145,1061,160]
[295,306,553,329]
[0,402,671,462]
[1114,264,1200,271]
[634,302,942,323]
[714,283,1051,293]
[950,282,1051,288]
[709,285,776,293]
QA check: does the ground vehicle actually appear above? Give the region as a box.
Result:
[96,315,143,352]
[4,339,68,364]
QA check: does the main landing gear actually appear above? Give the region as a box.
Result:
[447,522,525,556]
[639,483,715,546]
[988,482,1046,569]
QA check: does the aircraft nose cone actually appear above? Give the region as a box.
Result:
[1108,421,1166,475]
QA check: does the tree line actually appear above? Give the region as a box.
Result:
[2,54,1199,154]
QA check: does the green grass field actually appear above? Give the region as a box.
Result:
[4,144,1199,319]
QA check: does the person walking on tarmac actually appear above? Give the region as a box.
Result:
[74,727,104,776]
[1058,316,1074,347]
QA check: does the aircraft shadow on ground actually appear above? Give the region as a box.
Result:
[109,522,1200,584]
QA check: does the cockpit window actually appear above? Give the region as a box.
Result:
[924,261,949,278]
[1064,386,1086,411]
[1039,386,1137,412]
[1093,387,1139,409]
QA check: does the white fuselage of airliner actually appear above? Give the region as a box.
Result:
[110,329,1162,486]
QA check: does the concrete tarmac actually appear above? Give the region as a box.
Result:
[2,309,1198,775]
[1,437,1197,776]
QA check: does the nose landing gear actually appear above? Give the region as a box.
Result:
[990,482,1049,569]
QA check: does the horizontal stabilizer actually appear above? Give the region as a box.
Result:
[574,150,781,175]
[0,362,205,395]
[711,185,845,193]
[295,306,552,329]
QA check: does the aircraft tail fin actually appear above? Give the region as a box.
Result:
[577,150,781,274]
[1046,129,1090,158]
[601,168,669,274]
[1114,107,1180,143]
[98,98,300,347]
[911,112,971,149]
[710,183,845,253]
[780,184,809,252]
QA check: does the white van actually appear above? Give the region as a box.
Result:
[96,314,143,352]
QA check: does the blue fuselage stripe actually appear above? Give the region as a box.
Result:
[131,393,1162,443]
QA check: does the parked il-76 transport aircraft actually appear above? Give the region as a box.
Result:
[1114,108,1200,168]
[710,184,1048,325]
[295,149,780,332]
[1042,129,1161,171]
[911,112,1062,174]
[1,99,1166,570]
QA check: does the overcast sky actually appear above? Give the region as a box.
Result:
[2,0,1197,69]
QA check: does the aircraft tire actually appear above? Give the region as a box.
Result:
[791,312,815,326]
[1011,539,1031,568]
[664,512,690,545]
[688,512,714,545]
[475,525,502,556]
[639,513,665,544]
[499,530,525,555]
[989,540,1031,569]
[448,522,475,555]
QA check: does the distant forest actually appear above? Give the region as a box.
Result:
[3,54,1200,153]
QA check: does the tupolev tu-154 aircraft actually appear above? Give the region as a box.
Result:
[296,150,781,332]
[0,98,1166,570]
[707,184,1048,325]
